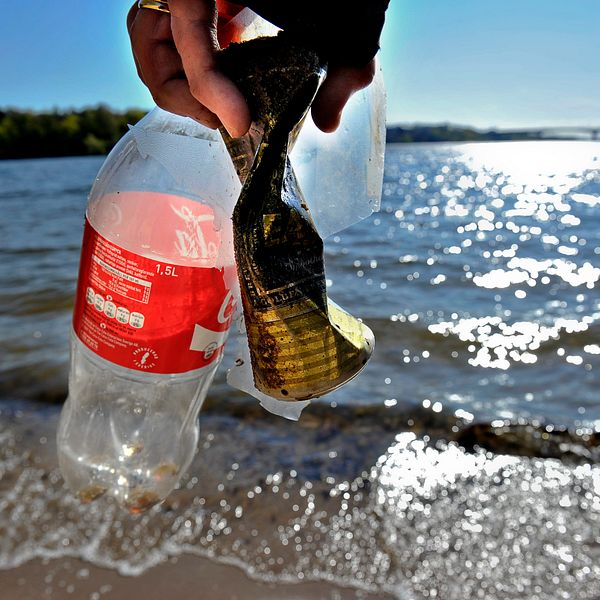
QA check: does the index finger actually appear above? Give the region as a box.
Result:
[169,0,251,137]
[129,6,222,128]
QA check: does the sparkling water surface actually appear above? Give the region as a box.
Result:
[1,143,599,428]
[319,141,599,428]
[0,142,599,599]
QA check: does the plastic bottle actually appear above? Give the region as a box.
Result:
[57,8,386,510]
[57,108,241,513]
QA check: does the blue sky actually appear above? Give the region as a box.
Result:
[1,1,599,129]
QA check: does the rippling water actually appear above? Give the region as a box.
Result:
[1,142,599,598]
[1,405,599,599]
[319,141,599,428]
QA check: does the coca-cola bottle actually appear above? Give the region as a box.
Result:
[58,5,386,510]
[57,108,241,513]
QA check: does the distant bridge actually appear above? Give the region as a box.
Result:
[511,126,599,141]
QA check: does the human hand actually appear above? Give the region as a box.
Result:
[128,0,384,136]
[128,0,251,136]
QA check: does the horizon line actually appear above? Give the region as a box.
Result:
[1,104,598,134]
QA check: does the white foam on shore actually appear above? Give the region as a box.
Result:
[1,407,600,600]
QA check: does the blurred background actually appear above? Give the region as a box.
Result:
[0,2,599,599]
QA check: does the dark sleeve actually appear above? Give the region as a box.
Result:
[242,0,390,67]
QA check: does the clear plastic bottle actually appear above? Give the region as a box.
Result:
[57,8,387,509]
[57,108,241,513]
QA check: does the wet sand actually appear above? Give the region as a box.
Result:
[0,555,391,600]
[1,404,600,600]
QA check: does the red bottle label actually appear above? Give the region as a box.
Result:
[73,197,235,374]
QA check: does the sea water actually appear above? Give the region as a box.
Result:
[0,142,599,599]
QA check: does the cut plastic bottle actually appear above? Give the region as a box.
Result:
[57,109,240,512]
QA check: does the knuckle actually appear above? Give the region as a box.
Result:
[188,82,206,101]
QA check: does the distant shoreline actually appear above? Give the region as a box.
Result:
[0,106,145,160]
[386,124,598,144]
[0,106,596,160]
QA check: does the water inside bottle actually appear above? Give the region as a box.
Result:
[60,188,235,512]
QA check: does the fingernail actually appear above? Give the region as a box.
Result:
[192,116,222,130]
[224,123,250,138]
[223,125,237,137]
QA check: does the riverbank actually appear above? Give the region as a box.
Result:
[1,106,593,160]
[1,555,389,600]
[1,402,598,600]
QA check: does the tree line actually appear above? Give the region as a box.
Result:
[386,124,547,143]
[0,106,146,160]
[1,106,570,160]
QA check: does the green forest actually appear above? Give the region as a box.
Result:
[386,124,549,143]
[0,106,146,159]
[0,106,569,160]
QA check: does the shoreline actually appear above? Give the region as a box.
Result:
[2,137,599,162]
[0,555,393,600]
[1,397,597,465]
[1,391,599,599]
